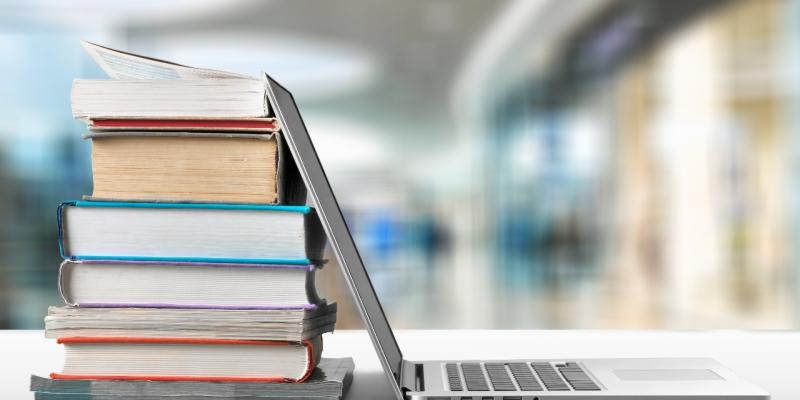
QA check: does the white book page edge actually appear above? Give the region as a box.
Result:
[80,40,255,80]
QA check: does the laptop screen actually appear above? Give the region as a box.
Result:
[265,76,405,393]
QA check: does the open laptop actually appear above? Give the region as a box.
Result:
[264,75,770,400]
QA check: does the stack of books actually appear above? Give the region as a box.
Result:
[30,42,352,400]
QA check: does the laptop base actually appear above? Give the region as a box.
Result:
[405,357,769,399]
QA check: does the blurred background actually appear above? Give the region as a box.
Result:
[2,0,800,329]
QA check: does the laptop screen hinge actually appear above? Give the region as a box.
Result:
[400,360,424,391]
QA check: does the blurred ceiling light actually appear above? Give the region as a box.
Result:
[151,34,377,102]
[0,0,254,28]
[451,0,613,137]
[451,0,548,128]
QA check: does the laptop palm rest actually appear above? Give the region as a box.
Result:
[614,369,725,381]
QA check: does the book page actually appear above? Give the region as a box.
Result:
[81,40,255,80]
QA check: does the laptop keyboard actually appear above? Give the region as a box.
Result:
[445,361,601,392]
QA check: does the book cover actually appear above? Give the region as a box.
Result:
[57,201,326,265]
[84,130,306,205]
[57,259,321,310]
[44,303,337,342]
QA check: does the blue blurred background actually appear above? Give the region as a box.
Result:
[1,0,800,329]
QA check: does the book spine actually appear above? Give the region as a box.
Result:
[298,337,318,383]
[275,131,308,205]
[56,201,77,259]
[304,210,328,262]
[57,260,77,307]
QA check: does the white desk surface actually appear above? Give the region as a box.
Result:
[2,329,795,399]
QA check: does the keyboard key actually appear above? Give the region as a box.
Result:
[484,363,516,391]
[460,363,490,391]
[557,362,600,391]
[531,362,570,391]
[445,363,463,391]
[507,362,543,391]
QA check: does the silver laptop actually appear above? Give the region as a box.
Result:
[264,76,770,400]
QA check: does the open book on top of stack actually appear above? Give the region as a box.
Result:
[33,41,351,400]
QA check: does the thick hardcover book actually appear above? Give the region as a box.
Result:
[45,303,337,341]
[57,260,322,310]
[51,337,323,383]
[32,357,353,399]
[86,131,305,205]
[57,201,326,265]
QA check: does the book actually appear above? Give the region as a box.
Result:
[33,392,341,400]
[73,41,270,119]
[31,357,353,399]
[58,201,326,264]
[71,78,271,119]
[57,260,322,309]
[51,337,322,383]
[45,303,337,341]
[88,118,279,132]
[87,131,305,204]
[35,395,343,400]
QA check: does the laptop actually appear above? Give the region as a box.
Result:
[264,76,770,400]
